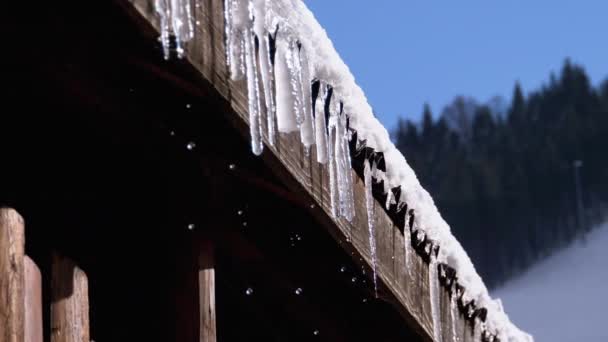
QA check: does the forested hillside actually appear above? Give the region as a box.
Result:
[394,60,608,287]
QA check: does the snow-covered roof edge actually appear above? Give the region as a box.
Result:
[154,0,532,341]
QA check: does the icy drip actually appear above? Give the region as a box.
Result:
[155,0,194,59]
[314,84,329,163]
[244,27,263,155]
[364,159,378,296]
[429,254,443,342]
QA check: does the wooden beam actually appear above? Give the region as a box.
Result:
[198,238,217,342]
[51,253,90,342]
[0,208,25,342]
[24,256,43,342]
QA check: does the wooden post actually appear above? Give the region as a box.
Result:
[199,238,217,342]
[51,253,90,342]
[0,208,25,342]
[24,256,43,342]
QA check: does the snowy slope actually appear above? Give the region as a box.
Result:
[493,222,608,342]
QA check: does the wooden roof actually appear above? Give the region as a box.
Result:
[117,1,491,341]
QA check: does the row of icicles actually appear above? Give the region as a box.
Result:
[154,1,475,341]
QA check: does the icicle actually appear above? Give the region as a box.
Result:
[155,0,194,59]
[259,33,277,145]
[155,0,171,60]
[285,39,305,127]
[429,253,443,342]
[298,46,315,148]
[364,159,378,297]
[327,112,339,218]
[244,27,263,155]
[450,293,460,342]
[275,37,298,132]
[403,211,411,277]
[253,1,277,146]
[170,0,195,58]
[314,84,328,163]
[335,109,354,221]
[225,0,247,80]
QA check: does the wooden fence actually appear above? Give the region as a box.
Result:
[0,208,90,342]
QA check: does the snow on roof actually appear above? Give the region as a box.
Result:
[155,0,533,341]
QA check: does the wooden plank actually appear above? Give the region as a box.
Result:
[0,208,25,342]
[198,238,217,342]
[51,253,90,342]
[24,256,43,342]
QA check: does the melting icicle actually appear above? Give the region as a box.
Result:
[252,1,277,146]
[298,46,315,148]
[244,27,263,155]
[335,109,355,221]
[429,254,443,342]
[403,212,411,277]
[155,0,171,60]
[364,159,378,297]
[225,0,247,80]
[274,36,299,132]
[284,39,305,127]
[450,294,460,342]
[171,0,195,58]
[155,0,194,59]
[327,111,339,218]
[314,84,329,163]
[225,0,263,155]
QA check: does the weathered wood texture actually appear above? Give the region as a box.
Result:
[0,208,25,342]
[198,238,217,342]
[24,256,43,342]
[124,1,477,341]
[51,253,90,342]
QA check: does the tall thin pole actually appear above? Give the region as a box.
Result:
[573,160,585,235]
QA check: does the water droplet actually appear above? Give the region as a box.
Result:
[346,237,351,242]
[237,210,243,215]
[295,288,303,295]
[186,142,196,150]
[242,222,247,227]
[351,277,357,283]
[313,330,319,336]
[340,266,346,273]
[245,288,253,295]
[170,131,175,136]
[391,255,395,260]
[196,20,201,26]
[228,164,236,170]
[186,103,192,109]
[362,298,368,303]
[296,235,302,241]
[310,204,316,209]
[187,223,195,230]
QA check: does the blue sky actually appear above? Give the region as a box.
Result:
[304,0,608,128]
